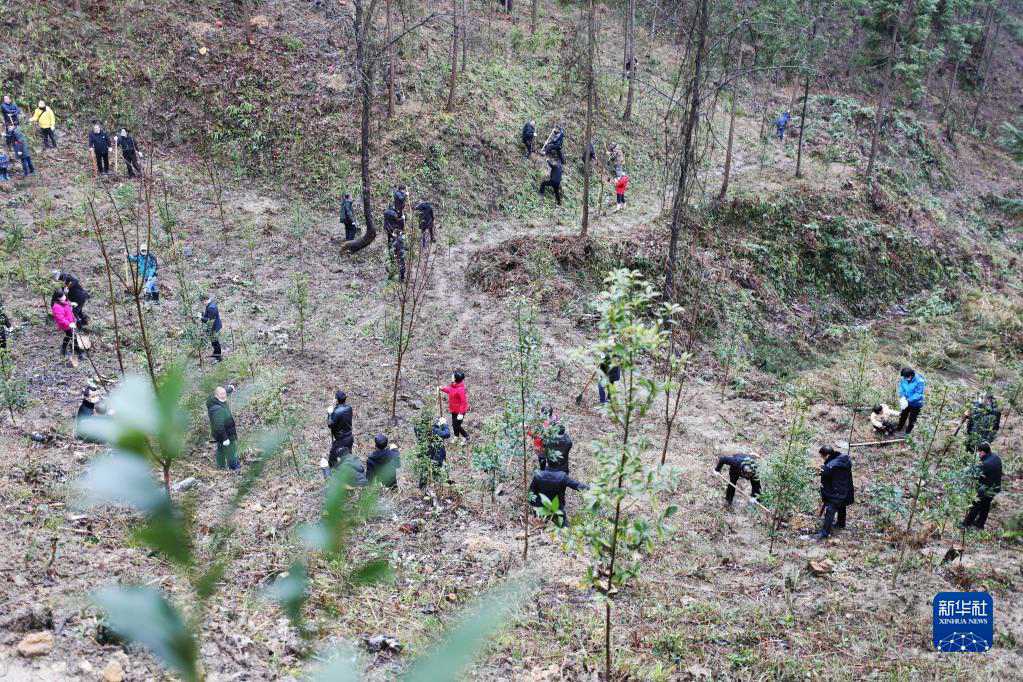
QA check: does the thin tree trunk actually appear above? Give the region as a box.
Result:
[461,0,468,73]
[345,1,378,254]
[445,0,459,112]
[387,0,395,118]
[795,18,818,179]
[970,1,1004,131]
[866,1,911,187]
[91,209,126,375]
[531,0,538,34]
[623,0,636,120]
[581,0,596,238]
[718,50,739,202]
[664,0,708,301]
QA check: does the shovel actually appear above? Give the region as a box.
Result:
[574,369,598,406]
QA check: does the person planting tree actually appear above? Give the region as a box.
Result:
[897,366,925,434]
[714,453,762,508]
[366,433,401,489]
[814,445,855,540]
[530,468,588,527]
[439,370,470,443]
[51,289,82,366]
[960,443,1002,530]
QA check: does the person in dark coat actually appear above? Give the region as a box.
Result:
[332,450,369,486]
[88,122,111,175]
[56,271,90,328]
[420,418,451,487]
[961,443,1003,530]
[541,126,564,164]
[715,454,761,507]
[117,129,142,178]
[413,200,436,247]
[598,354,621,404]
[0,299,11,349]
[530,469,588,527]
[814,446,854,540]
[521,120,536,158]
[366,434,400,488]
[74,385,110,441]
[207,386,238,470]
[392,184,408,216]
[538,159,563,206]
[540,424,572,472]
[1,96,20,140]
[201,295,223,361]
[966,394,1001,453]
[10,126,33,177]
[340,193,357,241]
[327,390,354,466]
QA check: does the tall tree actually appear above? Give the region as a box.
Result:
[865,0,914,188]
[386,0,395,118]
[531,0,539,34]
[717,45,745,201]
[664,0,709,300]
[344,0,380,254]
[795,14,820,179]
[581,0,597,237]
[445,0,460,112]
[623,0,637,120]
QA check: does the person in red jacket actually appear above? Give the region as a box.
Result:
[438,370,470,442]
[613,173,629,211]
[51,289,81,364]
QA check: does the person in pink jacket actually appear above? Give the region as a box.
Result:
[51,289,81,363]
[438,370,470,443]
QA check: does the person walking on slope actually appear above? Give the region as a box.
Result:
[340,193,358,241]
[541,125,565,164]
[118,129,143,178]
[201,294,223,361]
[539,158,563,206]
[896,366,925,434]
[51,290,83,366]
[10,126,34,177]
[960,443,1002,530]
[439,370,470,443]
[88,122,111,175]
[775,111,790,141]
[521,120,536,158]
[814,445,855,540]
[207,386,239,470]
[715,453,762,507]
[30,101,57,149]
[413,199,436,247]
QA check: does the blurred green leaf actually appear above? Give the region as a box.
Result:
[262,562,309,632]
[400,576,532,681]
[133,506,192,568]
[93,586,199,682]
[309,646,362,682]
[75,452,166,513]
[229,429,287,512]
[194,561,226,600]
[350,559,393,586]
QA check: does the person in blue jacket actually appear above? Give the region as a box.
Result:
[775,111,790,141]
[128,245,159,301]
[897,366,926,434]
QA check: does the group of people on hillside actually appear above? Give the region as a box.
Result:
[1,91,144,181]
[521,121,630,210]
[715,365,1006,539]
[340,184,437,278]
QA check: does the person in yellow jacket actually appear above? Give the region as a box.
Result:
[30,100,57,149]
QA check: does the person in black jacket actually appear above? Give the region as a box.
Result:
[74,385,110,442]
[340,193,357,241]
[598,354,621,404]
[366,434,401,488]
[56,271,90,328]
[541,126,564,164]
[332,450,369,486]
[814,446,855,540]
[88,122,111,175]
[521,120,536,158]
[392,184,408,216]
[530,469,588,527]
[966,394,1001,453]
[200,295,223,361]
[540,424,572,473]
[414,200,436,247]
[714,454,761,507]
[207,386,238,470]
[0,299,11,349]
[327,390,354,466]
[538,159,563,206]
[961,443,1003,530]
[420,418,451,487]
[117,129,142,178]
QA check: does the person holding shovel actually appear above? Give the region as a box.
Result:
[88,122,111,176]
[814,445,855,540]
[207,385,239,470]
[714,453,762,508]
[438,370,470,444]
[55,271,91,328]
